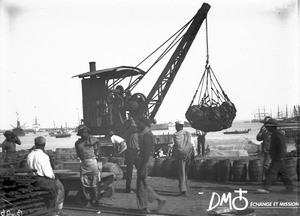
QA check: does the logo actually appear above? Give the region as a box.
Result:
[207,188,249,211]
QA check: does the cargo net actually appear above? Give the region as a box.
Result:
[185,65,237,132]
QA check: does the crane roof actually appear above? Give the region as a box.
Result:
[72,66,146,79]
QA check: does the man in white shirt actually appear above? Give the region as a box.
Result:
[109,131,127,157]
[27,136,65,216]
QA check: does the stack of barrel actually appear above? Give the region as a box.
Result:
[0,168,56,216]
[149,156,299,183]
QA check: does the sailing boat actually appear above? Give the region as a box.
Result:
[251,107,269,123]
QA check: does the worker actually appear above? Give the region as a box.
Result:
[135,116,167,213]
[26,136,66,216]
[260,118,293,193]
[256,116,272,179]
[108,130,127,157]
[123,117,140,193]
[196,130,206,156]
[75,125,100,207]
[173,120,193,196]
[2,130,21,168]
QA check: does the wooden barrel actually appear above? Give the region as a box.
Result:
[218,159,231,182]
[232,159,247,182]
[152,157,165,177]
[285,157,296,178]
[248,159,263,182]
[194,157,205,180]
[204,159,218,181]
[161,157,177,177]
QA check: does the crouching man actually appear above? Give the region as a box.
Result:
[27,136,66,216]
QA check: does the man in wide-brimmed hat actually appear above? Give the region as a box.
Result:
[260,118,293,193]
[2,130,21,168]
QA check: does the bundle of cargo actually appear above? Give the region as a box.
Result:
[186,64,236,132]
[186,100,236,132]
[0,169,56,216]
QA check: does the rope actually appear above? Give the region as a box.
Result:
[205,18,209,66]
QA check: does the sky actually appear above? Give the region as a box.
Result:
[0,0,299,129]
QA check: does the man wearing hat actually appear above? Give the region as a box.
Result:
[261,118,293,193]
[2,130,21,168]
[75,125,100,207]
[123,117,139,193]
[173,120,193,196]
[256,116,272,179]
[26,136,66,216]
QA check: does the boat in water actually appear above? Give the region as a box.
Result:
[12,120,25,137]
[223,128,251,135]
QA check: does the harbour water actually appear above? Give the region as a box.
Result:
[0,121,296,152]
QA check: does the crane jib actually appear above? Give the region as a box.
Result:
[146,3,211,121]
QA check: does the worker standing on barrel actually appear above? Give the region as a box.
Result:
[75,125,100,207]
[173,120,193,197]
[2,130,21,168]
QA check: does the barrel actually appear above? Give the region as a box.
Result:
[248,159,263,182]
[161,157,177,177]
[204,159,218,181]
[218,159,231,182]
[152,157,165,177]
[232,159,247,182]
[194,157,205,180]
[285,157,297,179]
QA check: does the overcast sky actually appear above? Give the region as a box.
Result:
[0,0,298,129]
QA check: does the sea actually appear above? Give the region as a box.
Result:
[0,121,296,152]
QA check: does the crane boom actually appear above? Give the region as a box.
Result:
[146,3,210,121]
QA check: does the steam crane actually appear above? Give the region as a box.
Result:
[73,3,210,137]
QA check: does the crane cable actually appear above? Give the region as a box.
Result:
[126,16,195,91]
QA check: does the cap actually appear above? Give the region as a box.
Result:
[175,120,184,125]
[264,118,277,127]
[34,136,46,146]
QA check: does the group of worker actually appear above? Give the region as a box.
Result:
[1,115,298,215]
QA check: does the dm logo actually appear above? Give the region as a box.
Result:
[208,188,249,211]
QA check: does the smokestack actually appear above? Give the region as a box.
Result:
[89,62,96,72]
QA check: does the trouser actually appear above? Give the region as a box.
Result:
[263,160,293,190]
[136,174,162,209]
[136,156,161,209]
[262,152,271,179]
[125,148,139,192]
[177,156,191,193]
[35,176,58,209]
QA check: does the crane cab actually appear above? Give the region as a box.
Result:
[73,62,146,136]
